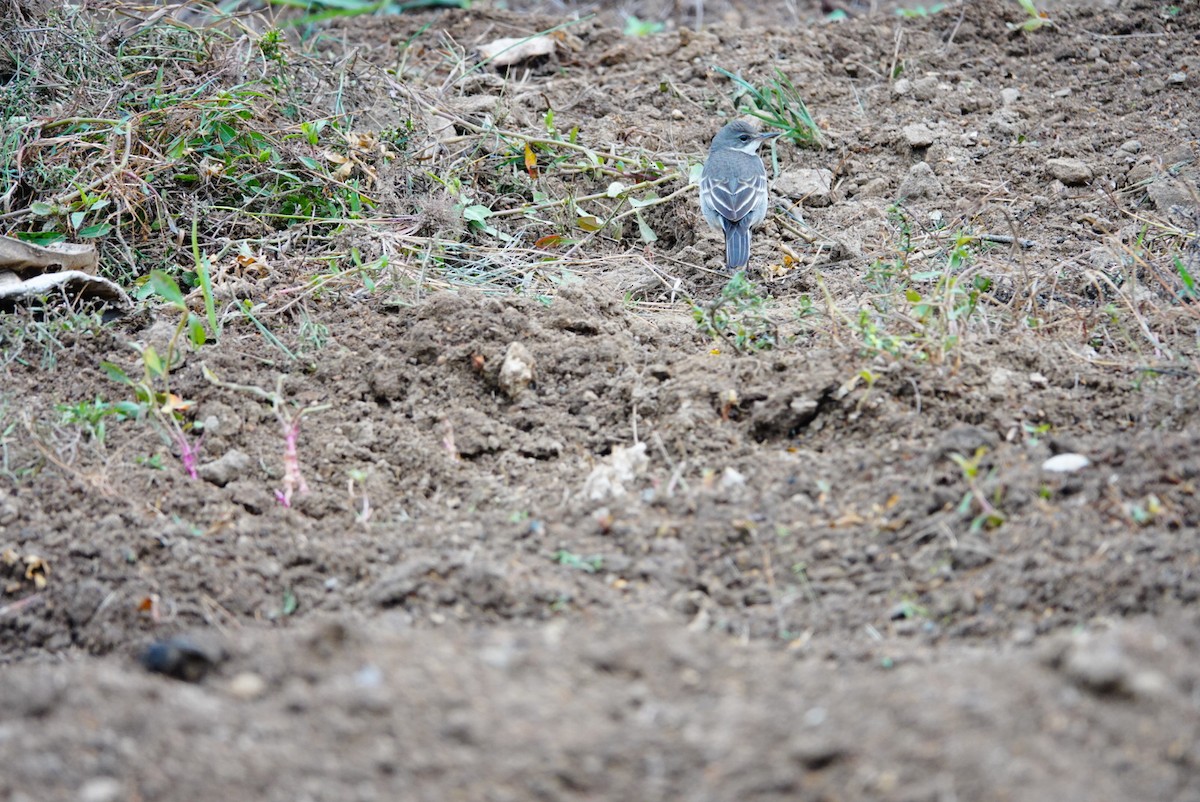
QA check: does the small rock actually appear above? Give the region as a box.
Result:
[1086,46,1101,60]
[0,498,17,526]
[774,168,835,207]
[988,367,1017,398]
[1167,71,1187,84]
[498,342,536,399]
[1042,453,1090,473]
[1117,139,1142,155]
[912,76,939,101]
[78,777,123,802]
[198,449,253,487]
[581,443,649,501]
[858,177,891,198]
[1046,157,1093,186]
[999,87,1020,107]
[1146,177,1194,211]
[891,78,912,97]
[902,122,935,149]
[1052,632,1134,697]
[1029,371,1048,387]
[719,467,746,491]
[227,671,267,700]
[141,634,226,682]
[897,161,943,199]
[934,425,997,459]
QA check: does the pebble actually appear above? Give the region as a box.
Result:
[999,87,1020,107]
[719,467,746,491]
[0,498,17,526]
[1146,178,1194,210]
[774,168,835,206]
[498,342,536,399]
[198,449,253,487]
[141,634,226,682]
[1042,453,1090,473]
[228,671,267,700]
[1167,71,1187,84]
[78,777,123,802]
[912,76,939,101]
[891,78,912,97]
[902,122,935,149]
[1045,157,1093,186]
[897,161,943,199]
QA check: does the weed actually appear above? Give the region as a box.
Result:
[891,598,930,620]
[101,271,205,477]
[1008,0,1052,31]
[948,447,1006,532]
[1022,422,1051,447]
[553,550,604,573]
[202,367,329,506]
[1126,494,1162,526]
[711,67,822,148]
[896,3,948,17]
[694,272,779,352]
[623,16,665,36]
[55,398,140,446]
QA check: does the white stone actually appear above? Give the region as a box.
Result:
[1042,453,1090,473]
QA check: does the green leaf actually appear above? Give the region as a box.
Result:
[100,361,132,385]
[77,223,112,238]
[634,210,657,244]
[188,315,207,348]
[14,231,66,246]
[193,216,219,340]
[143,346,165,378]
[462,204,492,223]
[577,215,602,232]
[282,588,298,616]
[113,401,144,419]
[148,269,187,310]
[29,201,54,216]
[69,211,85,230]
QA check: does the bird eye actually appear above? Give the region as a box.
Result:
[740,135,749,141]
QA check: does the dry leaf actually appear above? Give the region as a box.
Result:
[23,555,48,589]
[524,142,539,179]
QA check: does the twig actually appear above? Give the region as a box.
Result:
[0,593,44,618]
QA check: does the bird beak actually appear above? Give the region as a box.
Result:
[759,131,782,140]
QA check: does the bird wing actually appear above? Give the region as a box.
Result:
[700,171,768,224]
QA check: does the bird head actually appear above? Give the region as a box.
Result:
[710,120,781,154]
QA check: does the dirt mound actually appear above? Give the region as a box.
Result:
[2,0,1199,799]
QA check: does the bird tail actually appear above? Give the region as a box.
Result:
[723,219,751,271]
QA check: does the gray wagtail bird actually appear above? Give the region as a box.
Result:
[699,120,780,271]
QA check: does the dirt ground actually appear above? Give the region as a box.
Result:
[3,0,1200,799]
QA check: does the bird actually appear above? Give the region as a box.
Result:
[699,120,780,272]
